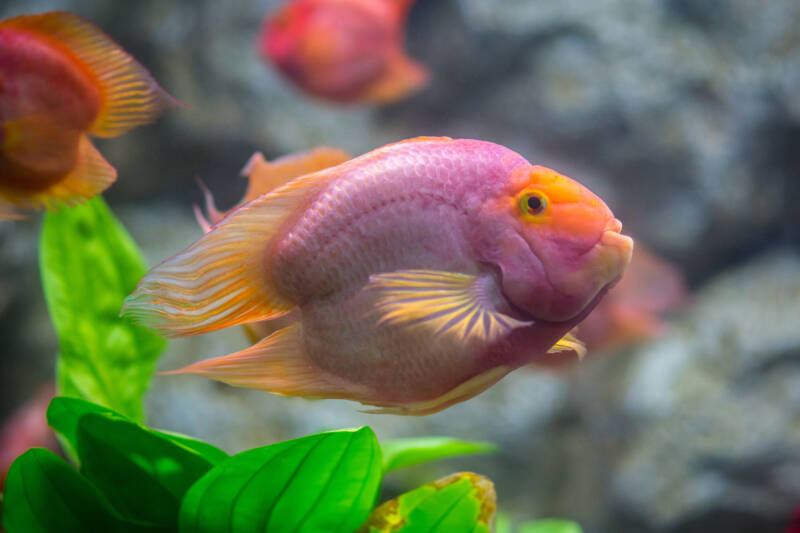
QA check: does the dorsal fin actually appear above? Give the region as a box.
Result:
[241,146,351,203]
[1,11,175,138]
[123,169,334,337]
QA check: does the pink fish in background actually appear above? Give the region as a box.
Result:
[125,137,632,414]
[533,244,688,368]
[258,0,429,104]
[0,11,174,218]
[0,384,56,489]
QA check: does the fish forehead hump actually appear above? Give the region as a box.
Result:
[270,138,529,302]
[0,28,100,127]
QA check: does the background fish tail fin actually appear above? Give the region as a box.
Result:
[2,11,177,138]
[162,323,369,399]
[123,169,331,337]
[241,147,351,203]
[362,51,429,103]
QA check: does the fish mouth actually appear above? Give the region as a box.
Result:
[601,218,634,263]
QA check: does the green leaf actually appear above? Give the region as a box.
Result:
[517,519,583,533]
[1,448,160,533]
[46,397,228,467]
[180,427,382,533]
[150,429,229,466]
[40,196,166,422]
[381,437,496,473]
[357,472,496,533]
[76,413,218,528]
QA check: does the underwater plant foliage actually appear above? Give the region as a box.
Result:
[1,198,582,532]
[39,196,167,424]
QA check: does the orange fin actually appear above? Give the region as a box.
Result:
[547,329,587,359]
[363,366,511,415]
[162,323,371,399]
[193,178,225,233]
[1,11,175,138]
[1,134,116,211]
[365,270,532,346]
[241,147,351,203]
[123,167,333,337]
[362,52,429,104]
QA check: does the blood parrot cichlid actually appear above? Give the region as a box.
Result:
[259,0,428,104]
[0,11,173,218]
[124,137,633,414]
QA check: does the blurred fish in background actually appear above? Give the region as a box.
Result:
[0,11,175,218]
[0,384,56,493]
[259,0,428,104]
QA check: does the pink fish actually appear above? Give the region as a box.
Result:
[0,11,174,217]
[0,384,56,490]
[259,0,428,104]
[124,137,632,414]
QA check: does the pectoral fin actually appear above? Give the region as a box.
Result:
[365,269,531,346]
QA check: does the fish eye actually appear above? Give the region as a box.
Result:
[519,191,548,216]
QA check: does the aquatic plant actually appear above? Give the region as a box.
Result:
[1,195,584,532]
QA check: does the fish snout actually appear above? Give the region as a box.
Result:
[597,218,634,284]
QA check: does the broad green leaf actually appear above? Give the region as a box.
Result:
[40,196,166,422]
[381,437,496,473]
[357,472,495,533]
[518,519,583,533]
[180,427,382,533]
[1,448,160,533]
[150,429,229,465]
[46,397,227,467]
[76,413,217,528]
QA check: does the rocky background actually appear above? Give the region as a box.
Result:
[2,1,800,532]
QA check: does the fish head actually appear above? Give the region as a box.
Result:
[483,164,633,323]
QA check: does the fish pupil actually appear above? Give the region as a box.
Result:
[527,195,543,212]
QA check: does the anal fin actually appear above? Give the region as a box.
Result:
[163,323,371,400]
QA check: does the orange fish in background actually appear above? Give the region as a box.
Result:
[259,0,429,104]
[125,137,632,415]
[0,11,174,218]
[534,244,689,368]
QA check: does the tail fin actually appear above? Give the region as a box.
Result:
[123,168,332,337]
[1,11,176,138]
